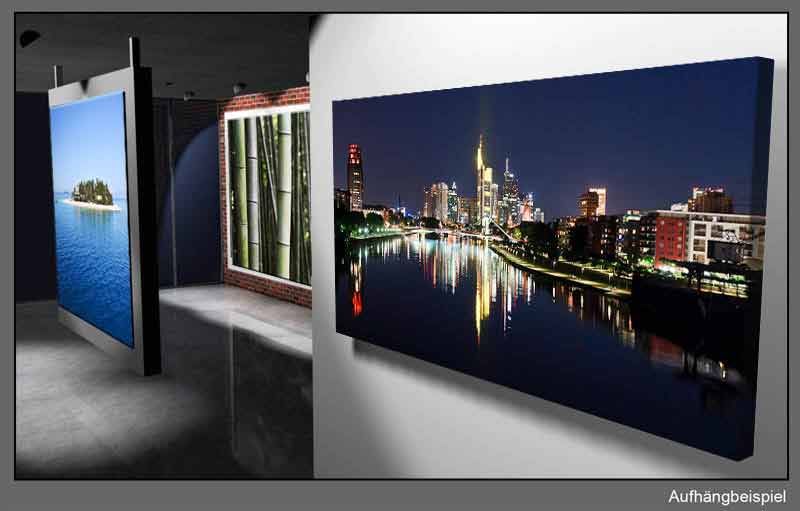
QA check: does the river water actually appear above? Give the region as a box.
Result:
[335,234,756,459]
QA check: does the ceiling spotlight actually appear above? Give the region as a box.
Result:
[233,82,247,95]
[183,91,195,101]
[19,30,41,48]
[165,81,175,87]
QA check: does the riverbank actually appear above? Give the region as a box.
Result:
[62,199,121,211]
[490,244,631,298]
[348,230,407,241]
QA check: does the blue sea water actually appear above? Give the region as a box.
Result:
[54,192,134,347]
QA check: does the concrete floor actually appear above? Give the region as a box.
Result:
[15,284,312,479]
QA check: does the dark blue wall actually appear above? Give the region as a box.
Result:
[14,92,222,302]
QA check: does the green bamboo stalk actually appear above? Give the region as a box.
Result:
[231,118,249,268]
[245,117,261,272]
[276,112,292,279]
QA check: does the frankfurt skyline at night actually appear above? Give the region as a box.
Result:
[333,58,770,219]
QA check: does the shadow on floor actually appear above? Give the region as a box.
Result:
[15,293,312,479]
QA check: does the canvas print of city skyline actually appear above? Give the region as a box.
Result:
[332,57,774,460]
[50,91,134,347]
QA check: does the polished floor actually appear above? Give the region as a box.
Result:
[15,284,312,479]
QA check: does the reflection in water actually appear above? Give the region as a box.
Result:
[345,235,741,383]
[338,234,755,459]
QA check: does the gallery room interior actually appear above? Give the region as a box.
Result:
[13,12,788,481]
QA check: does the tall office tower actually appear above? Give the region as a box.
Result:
[502,157,521,226]
[688,186,734,213]
[589,187,607,216]
[520,192,535,222]
[447,182,459,223]
[475,135,494,233]
[533,208,545,223]
[347,144,364,211]
[578,190,600,217]
[491,183,499,221]
[422,186,433,218]
[429,182,450,221]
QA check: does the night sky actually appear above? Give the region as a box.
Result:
[333,58,771,219]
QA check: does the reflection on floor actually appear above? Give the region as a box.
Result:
[15,284,312,479]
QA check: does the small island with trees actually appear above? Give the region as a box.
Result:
[63,178,121,211]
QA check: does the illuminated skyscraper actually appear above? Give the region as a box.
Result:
[347,144,364,211]
[589,187,607,216]
[447,182,459,223]
[502,157,521,226]
[475,135,494,234]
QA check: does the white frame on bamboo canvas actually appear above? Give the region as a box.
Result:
[223,103,312,290]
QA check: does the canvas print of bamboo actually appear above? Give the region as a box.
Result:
[332,58,774,460]
[227,111,311,285]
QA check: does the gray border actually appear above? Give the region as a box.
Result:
[48,64,156,376]
[4,4,797,511]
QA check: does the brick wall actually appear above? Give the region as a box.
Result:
[217,86,312,308]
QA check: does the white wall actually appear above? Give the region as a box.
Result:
[310,14,787,477]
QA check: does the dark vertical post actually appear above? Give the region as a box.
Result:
[52,65,63,87]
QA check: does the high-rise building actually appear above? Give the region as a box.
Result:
[458,196,478,225]
[533,208,545,223]
[447,182,459,223]
[475,135,494,233]
[520,193,535,222]
[422,186,433,218]
[578,190,599,217]
[502,157,521,226]
[490,183,499,221]
[688,186,734,214]
[347,144,364,211]
[589,187,607,216]
[334,188,350,210]
[429,182,450,221]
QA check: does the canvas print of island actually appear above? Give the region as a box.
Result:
[50,91,134,347]
[333,57,774,460]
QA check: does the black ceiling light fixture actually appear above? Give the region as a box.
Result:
[19,29,41,48]
[233,82,246,95]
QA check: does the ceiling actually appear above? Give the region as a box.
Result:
[15,13,310,99]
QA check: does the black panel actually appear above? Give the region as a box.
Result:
[14,92,56,302]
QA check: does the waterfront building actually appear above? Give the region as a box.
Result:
[670,202,688,212]
[347,143,364,211]
[362,204,391,224]
[654,212,689,267]
[533,207,544,223]
[589,187,607,216]
[447,182,459,223]
[430,182,450,222]
[458,196,478,225]
[334,188,350,211]
[688,186,733,214]
[587,215,618,260]
[615,210,642,261]
[653,209,765,269]
[638,213,657,258]
[578,190,599,217]
[555,216,576,252]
